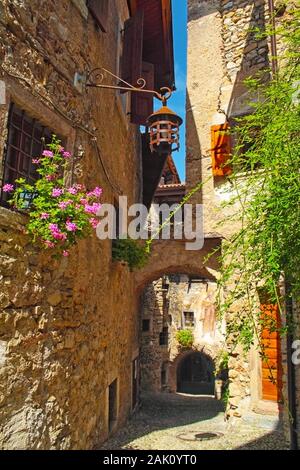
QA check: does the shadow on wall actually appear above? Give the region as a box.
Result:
[139,281,168,393]
[227,0,270,120]
[186,0,271,193]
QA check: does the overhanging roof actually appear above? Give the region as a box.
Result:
[127,0,175,90]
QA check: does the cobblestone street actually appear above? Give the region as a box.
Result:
[101,393,288,450]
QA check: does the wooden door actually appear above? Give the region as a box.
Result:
[261,303,282,401]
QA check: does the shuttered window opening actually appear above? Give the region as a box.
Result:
[87,0,109,32]
[211,123,232,177]
[260,303,283,402]
[130,61,154,125]
[121,10,144,91]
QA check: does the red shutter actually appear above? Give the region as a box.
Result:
[121,10,144,90]
[211,123,232,176]
[130,61,154,125]
[88,0,109,32]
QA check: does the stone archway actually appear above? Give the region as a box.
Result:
[176,350,215,395]
[134,236,222,293]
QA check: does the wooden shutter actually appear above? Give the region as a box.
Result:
[211,123,232,176]
[130,61,154,125]
[260,303,282,402]
[87,0,109,32]
[121,10,144,90]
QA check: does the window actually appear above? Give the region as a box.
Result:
[0,104,52,207]
[87,0,109,32]
[159,327,168,346]
[183,311,195,328]
[142,319,150,332]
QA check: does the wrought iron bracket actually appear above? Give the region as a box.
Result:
[74,67,172,104]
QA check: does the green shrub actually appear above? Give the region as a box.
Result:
[176,329,194,348]
[112,238,149,270]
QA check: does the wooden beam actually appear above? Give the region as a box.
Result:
[161,0,175,88]
[127,0,138,16]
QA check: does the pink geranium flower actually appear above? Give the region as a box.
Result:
[63,151,71,159]
[63,250,70,257]
[32,159,41,164]
[53,231,67,241]
[40,213,50,220]
[89,218,99,229]
[2,183,14,193]
[66,221,78,232]
[68,187,78,195]
[87,187,103,198]
[58,200,72,210]
[49,223,59,232]
[84,203,102,215]
[42,150,54,158]
[52,188,63,197]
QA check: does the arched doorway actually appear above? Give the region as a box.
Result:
[177,352,215,395]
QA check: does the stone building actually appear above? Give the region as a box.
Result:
[186,0,299,446]
[0,0,175,449]
[141,274,227,395]
[140,159,226,397]
[139,0,299,450]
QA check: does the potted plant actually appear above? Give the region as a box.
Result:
[3,136,103,258]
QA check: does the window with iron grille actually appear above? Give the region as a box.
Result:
[0,103,53,207]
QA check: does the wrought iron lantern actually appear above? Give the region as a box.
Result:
[147,102,183,155]
[76,67,183,155]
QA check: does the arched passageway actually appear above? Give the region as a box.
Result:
[177,351,215,395]
[134,237,221,293]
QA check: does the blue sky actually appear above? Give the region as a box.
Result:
[154,0,187,181]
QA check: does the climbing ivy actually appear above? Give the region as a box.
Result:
[215,6,300,351]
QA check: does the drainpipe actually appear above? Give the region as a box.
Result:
[285,283,298,450]
[268,0,279,76]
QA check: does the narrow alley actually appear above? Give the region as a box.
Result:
[0,0,299,454]
[101,393,288,450]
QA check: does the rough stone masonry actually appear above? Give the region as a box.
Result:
[0,0,141,449]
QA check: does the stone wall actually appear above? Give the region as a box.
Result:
[0,0,141,449]
[140,274,225,394]
[186,0,286,424]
